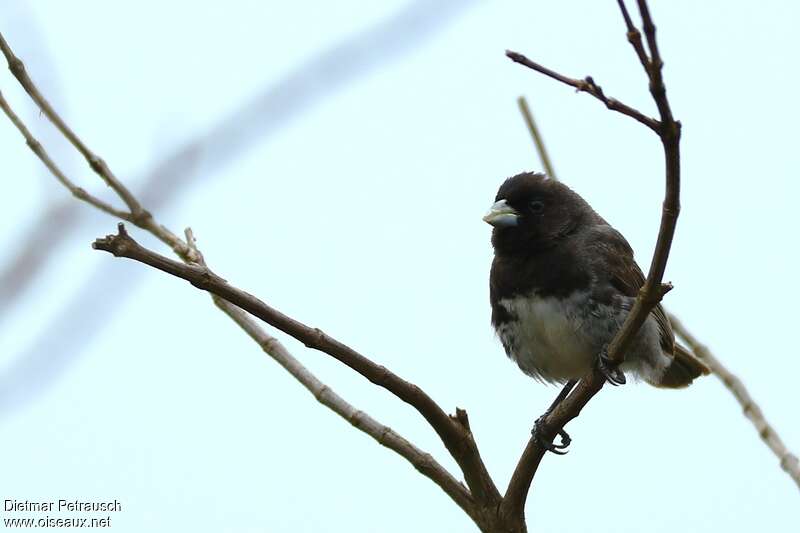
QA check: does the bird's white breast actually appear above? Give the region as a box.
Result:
[495,292,599,383]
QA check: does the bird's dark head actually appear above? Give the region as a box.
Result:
[484,172,598,255]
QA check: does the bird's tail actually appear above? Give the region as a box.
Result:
[650,344,711,389]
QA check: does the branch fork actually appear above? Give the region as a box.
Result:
[27,0,687,529]
[6,2,794,532]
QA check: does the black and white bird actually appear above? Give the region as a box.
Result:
[485,172,707,413]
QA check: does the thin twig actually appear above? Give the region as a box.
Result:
[0,90,132,220]
[636,0,662,74]
[669,314,800,490]
[505,50,659,133]
[516,96,557,180]
[0,32,148,223]
[635,0,674,130]
[616,0,650,74]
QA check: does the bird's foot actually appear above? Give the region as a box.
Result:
[597,346,626,386]
[532,415,571,455]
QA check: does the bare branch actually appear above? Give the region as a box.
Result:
[669,314,800,490]
[187,226,477,508]
[0,32,148,222]
[501,375,602,519]
[191,228,477,509]
[635,1,675,132]
[0,90,132,220]
[505,50,659,132]
[636,0,663,75]
[213,295,475,513]
[502,0,683,517]
[516,96,557,180]
[92,223,500,508]
[616,0,650,73]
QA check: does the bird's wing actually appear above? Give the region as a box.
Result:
[583,225,675,353]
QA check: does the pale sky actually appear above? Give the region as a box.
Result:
[1,1,798,531]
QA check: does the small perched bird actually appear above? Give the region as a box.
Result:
[484,172,707,437]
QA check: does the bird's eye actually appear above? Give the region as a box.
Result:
[529,200,545,214]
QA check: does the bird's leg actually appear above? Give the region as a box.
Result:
[597,344,626,385]
[532,379,577,455]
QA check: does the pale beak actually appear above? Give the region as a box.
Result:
[483,199,519,227]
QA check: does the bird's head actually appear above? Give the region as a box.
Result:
[484,172,598,255]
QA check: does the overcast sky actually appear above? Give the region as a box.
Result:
[2,1,798,531]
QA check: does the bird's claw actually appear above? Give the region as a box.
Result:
[597,347,626,386]
[532,416,571,455]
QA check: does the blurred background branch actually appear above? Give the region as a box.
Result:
[669,314,800,490]
[516,96,556,181]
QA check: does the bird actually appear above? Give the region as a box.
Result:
[484,172,708,451]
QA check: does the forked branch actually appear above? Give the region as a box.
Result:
[1,1,734,531]
[0,26,488,527]
[0,32,148,223]
[501,0,683,519]
[91,222,499,508]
